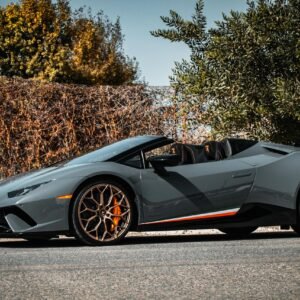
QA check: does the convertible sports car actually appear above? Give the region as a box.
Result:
[0,135,299,245]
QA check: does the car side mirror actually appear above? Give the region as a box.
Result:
[147,154,180,176]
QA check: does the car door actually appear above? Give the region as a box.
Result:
[139,159,256,224]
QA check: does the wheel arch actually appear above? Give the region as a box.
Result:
[68,174,139,233]
[297,184,300,223]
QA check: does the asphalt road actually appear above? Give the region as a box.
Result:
[0,231,299,300]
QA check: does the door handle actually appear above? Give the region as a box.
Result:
[232,172,252,178]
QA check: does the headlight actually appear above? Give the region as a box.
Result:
[8,181,53,198]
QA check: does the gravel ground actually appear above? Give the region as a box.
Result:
[128,225,291,236]
[0,227,299,300]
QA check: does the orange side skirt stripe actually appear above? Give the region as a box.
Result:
[141,208,239,225]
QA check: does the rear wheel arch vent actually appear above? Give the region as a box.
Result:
[263,147,288,155]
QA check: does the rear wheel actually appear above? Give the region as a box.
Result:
[218,227,258,236]
[292,225,300,235]
[292,199,300,235]
[72,180,133,246]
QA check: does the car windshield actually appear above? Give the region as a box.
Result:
[66,136,156,165]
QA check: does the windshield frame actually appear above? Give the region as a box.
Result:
[65,136,171,166]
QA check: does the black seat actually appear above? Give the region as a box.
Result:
[205,141,218,161]
[199,141,227,162]
[220,139,232,158]
[171,143,203,164]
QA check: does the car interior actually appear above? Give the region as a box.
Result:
[139,138,258,169]
[166,138,257,166]
[170,140,229,165]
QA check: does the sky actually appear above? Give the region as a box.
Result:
[0,0,249,85]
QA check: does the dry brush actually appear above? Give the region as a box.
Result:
[0,77,174,177]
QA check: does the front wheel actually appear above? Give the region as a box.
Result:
[72,180,133,246]
[218,227,258,236]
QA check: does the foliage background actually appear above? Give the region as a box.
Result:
[0,0,138,85]
[0,76,178,177]
[152,0,300,145]
[0,0,299,177]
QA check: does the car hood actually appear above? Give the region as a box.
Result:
[0,163,91,197]
[0,167,57,187]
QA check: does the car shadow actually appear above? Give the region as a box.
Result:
[125,231,298,245]
[0,231,297,248]
[159,171,214,211]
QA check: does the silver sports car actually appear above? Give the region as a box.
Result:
[0,135,299,245]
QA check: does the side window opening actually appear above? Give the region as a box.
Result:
[120,153,143,169]
[144,143,178,169]
[144,144,175,160]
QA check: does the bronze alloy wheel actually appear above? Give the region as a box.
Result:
[72,181,132,245]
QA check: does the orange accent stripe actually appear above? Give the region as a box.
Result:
[162,211,237,224]
[141,209,239,225]
[56,194,73,200]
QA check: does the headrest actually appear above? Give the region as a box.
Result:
[221,139,232,158]
[170,143,203,164]
[203,141,218,160]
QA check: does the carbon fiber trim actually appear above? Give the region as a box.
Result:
[0,208,11,233]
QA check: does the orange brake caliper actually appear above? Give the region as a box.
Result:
[111,197,121,232]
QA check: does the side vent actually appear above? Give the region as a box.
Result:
[263,147,288,155]
[3,206,37,228]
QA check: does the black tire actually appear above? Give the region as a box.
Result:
[72,180,133,246]
[292,225,300,235]
[218,227,258,236]
[292,199,300,235]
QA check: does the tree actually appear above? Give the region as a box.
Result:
[70,9,137,85]
[152,0,300,144]
[0,0,138,85]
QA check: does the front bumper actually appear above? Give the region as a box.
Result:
[0,176,84,235]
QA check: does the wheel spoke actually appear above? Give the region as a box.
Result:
[80,207,98,214]
[98,184,108,206]
[90,196,100,207]
[84,215,98,231]
[101,220,112,241]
